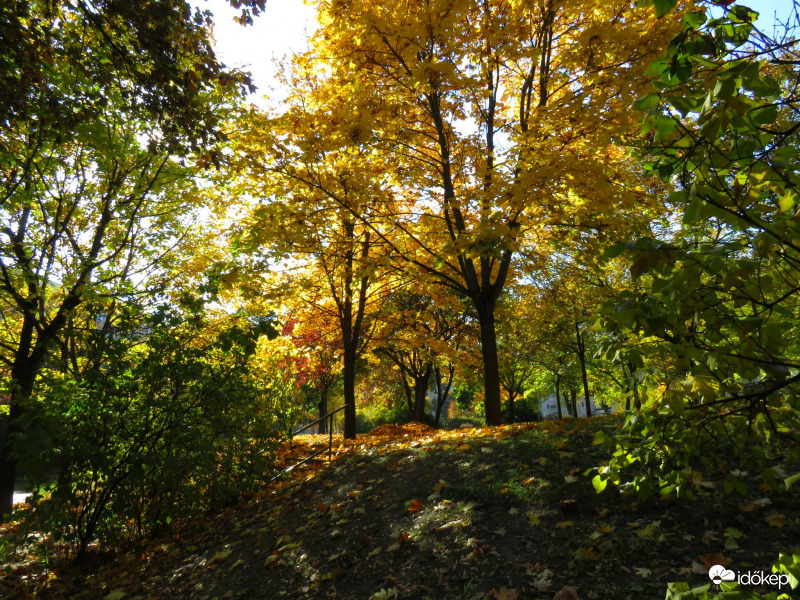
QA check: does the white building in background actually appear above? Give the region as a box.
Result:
[538,394,609,419]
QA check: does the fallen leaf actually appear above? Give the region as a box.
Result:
[701,530,718,545]
[765,510,788,528]
[635,567,652,577]
[552,586,580,600]
[211,549,233,563]
[700,553,730,569]
[737,502,758,512]
[492,587,519,600]
[559,499,578,512]
[564,475,579,484]
[104,591,126,600]
[521,476,536,486]
[532,569,553,591]
[407,499,423,513]
[556,521,574,528]
[264,554,280,568]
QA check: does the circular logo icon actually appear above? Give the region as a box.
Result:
[709,564,735,584]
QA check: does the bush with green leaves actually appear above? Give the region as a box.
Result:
[16,302,281,561]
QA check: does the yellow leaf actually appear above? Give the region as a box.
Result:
[492,587,520,600]
[765,510,788,528]
[556,521,574,528]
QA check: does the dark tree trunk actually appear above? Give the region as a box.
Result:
[318,387,329,435]
[433,365,454,428]
[575,322,592,418]
[569,387,578,418]
[412,364,432,422]
[402,376,413,416]
[555,374,563,420]
[342,345,357,439]
[1,317,42,520]
[476,304,502,426]
[0,402,21,520]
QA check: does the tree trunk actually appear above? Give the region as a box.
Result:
[342,344,357,439]
[0,316,42,520]
[318,387,328,435]
[1,360,37,519]
[569,387,578,418]
[507,391,517,423]
[0,404,21,520]
[412,364,432,422]
[575,322,592,418]
[433,365,454,428]
[476,304,502,426]
[555,374,563,420]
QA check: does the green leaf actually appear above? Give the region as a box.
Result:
[714,78,737,100]
[683,11,706,29]
[785,472,800,490]
[633,93,661,111]
[592,474,608,493]
[653,115,678,141]
[652,0,679,18]
[749,105,777,127]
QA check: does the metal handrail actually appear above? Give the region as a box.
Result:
[270,404,352,483]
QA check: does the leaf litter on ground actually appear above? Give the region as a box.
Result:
[2,416,799,600]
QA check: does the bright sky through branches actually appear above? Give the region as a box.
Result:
[192,0,318,106]
[193,0,796,106]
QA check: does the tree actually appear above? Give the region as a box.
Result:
[373,289,471,424]
[227,92,399,438]
[597,0,800,496]
[281,314,341,434]
[283,0,680,427]
[0,0,246,519]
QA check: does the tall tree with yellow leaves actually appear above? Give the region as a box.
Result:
[283,0,679,425]
[226,70,401,437]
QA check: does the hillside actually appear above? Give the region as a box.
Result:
[3,418,799,600]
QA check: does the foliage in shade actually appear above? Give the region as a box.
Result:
[594,0,800,499]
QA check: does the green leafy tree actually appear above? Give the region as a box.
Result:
[597,0,800,496]
[0,0,248,519]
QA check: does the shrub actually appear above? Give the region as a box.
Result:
[16,304,281,561]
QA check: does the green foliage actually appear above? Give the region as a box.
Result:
[356,402,413,434]
[16,303,281,560]
[597,1,800,497]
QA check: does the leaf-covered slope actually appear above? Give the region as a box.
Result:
[5,418,800,600]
